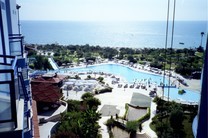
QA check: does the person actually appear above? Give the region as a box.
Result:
[139,124,142,132]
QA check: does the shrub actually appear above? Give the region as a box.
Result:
[178,89,186,95]
[97,76,104,83]
[66,100,80,112]
[126,121,138,132]
[81,92,93,100]
[87,75,91,79]
[106,118,115,128]
[75,75,81,79]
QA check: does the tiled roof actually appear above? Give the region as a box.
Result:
[31,74,67,83]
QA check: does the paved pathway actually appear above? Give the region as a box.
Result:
[38,104,67,120]
[98,117,110,138]
[39,122,57,138]
[140,100,158,138]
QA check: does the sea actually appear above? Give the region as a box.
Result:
[21,20,207,49]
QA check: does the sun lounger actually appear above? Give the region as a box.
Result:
[135,85,140,89]
[124,84,128,88]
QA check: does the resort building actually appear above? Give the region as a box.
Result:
[0,0,37,138]
[31,73,67,103]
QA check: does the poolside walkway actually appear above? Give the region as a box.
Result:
[96,84,158,138]
[38,102,67,138]
[140,100,157,138]
[38,104,67,120]
[99,117,110,138]
[39,122,57,138]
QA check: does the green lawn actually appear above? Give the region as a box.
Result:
[195,52,204,57]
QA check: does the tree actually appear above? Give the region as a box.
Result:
[33,55,52,70]
[75,75,81,79]
[169,103,185,137]
[87,75,91,79]
[197,45,204,52]
[55,94,101,138]
[150,61,163,69]
[34,55,44,69]
[84,97,101,110]
[27,50,37,57]
[81,92,94,100]
[127,55,137,63]
[155,121,173,138]
[67,100,80,112]
[43,58,52,70]
[54,52,60,57]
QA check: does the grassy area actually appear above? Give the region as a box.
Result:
[150,114,194,138]
[149,122,155,132]
[195,52,204,57]
[164,63,176,70]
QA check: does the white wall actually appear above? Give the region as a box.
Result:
[6,0,19,35]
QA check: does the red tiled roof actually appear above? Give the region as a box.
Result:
[31,74,67,103]
[31,74,67,84]
[32,82,62,103]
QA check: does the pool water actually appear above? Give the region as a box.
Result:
[64,64,165,84]
[164,88,200,102]
[62,63,200,102]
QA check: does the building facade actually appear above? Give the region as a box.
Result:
[0,0,35,137]
[192,37,208,138]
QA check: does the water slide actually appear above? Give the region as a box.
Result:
[48,57,59,70]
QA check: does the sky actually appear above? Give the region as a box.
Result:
[17,0,207,21]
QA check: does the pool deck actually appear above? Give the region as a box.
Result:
[95,85,157,138]
[58,61,200,138]
[63,75,155,137]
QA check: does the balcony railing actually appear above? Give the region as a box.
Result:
[9,34,24,57]
[0,54,30,133]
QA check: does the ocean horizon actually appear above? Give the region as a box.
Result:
[21,20,207,49]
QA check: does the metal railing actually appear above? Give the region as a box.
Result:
[9,34,24,57]
[0,54,30,130]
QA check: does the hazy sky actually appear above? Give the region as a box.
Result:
[17,0,207,21]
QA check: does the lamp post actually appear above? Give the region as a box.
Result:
[16,4,21,35]
[200,32,204,47]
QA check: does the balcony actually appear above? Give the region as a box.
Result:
[9,34,24,57]
[0,54,31,137]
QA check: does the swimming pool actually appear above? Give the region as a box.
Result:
[64,64,166,84]
[164,88,200,103]
[62,63,200,102]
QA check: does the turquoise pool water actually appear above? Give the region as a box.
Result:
[65,64,165,84]
[63,63,200,102]
[164,88,200,102]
